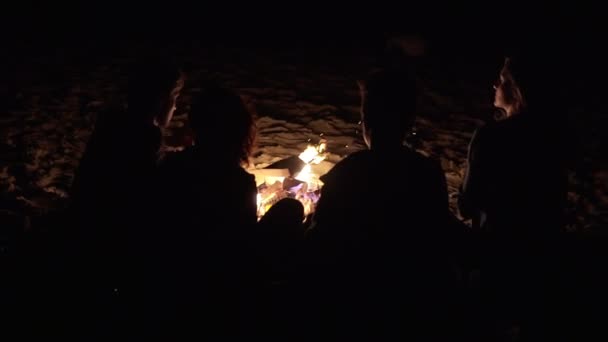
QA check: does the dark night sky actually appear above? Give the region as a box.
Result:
[1,2,600,50]
[1,1,602,97]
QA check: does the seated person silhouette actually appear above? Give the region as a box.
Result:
[157,84,258,240]
[66,56,184,337]
[70,57,183,238]
[458,56,567,235]
[257,197,305,280]
[302,68,458,340]
[457,55,570,341]
[154,83,260,337]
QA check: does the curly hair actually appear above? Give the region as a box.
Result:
[497,57,527,117]
[499,54,557,117]
[188,85,257,166]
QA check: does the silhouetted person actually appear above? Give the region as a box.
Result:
[303,69,460,340]
[458,56,567,234]
[458,55,568,340]
[66,57,184,337]
[257,198,305,280]
[154,84,258,338]
[71,57,183,237]
[252,197,306,338]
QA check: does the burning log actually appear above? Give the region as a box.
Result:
[264,156,306,178]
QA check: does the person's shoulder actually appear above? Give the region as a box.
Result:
[236,165,256,184]
[483,116,539,144]
[340,149,374,165]
[475,119,500,135]
[406,149,444,176]
[320,150,373,183]
[486,115,532,134]
[209,161,256,188]
[330,150,373,170]
[158,147,194,174]
[469,119,505,147]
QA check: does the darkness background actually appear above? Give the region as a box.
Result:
[2,2,603,134]
[1,2,601,56]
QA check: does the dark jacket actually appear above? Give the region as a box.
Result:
[152,146,258,331]
[155,146,257,238]
[309,148,452,247]
[65,107,164,337]
[70,107,162,235]
[302,147,459,340]
[458,114,567,234]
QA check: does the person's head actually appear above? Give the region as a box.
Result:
[258,198,305,239]
[127,57,184,127]
[493,55,554,118]
[493,57,524,117]
[357,69,417,150]
[188,85,256,166]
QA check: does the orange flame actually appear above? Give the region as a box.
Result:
[256,140,328,220]
[295,140,327,191]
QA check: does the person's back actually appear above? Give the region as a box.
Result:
[70,57,183,240]
[70,106,162,237]
[311,148,449,247]
[153,84,258,338]
[154,83,257,246]
[303,69,459,340]
[308,68,453,257]
[461,114,565,234]
[157,146,257,241]
[66,57,183,337]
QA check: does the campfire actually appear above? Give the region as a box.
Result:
[252,140,327,219]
